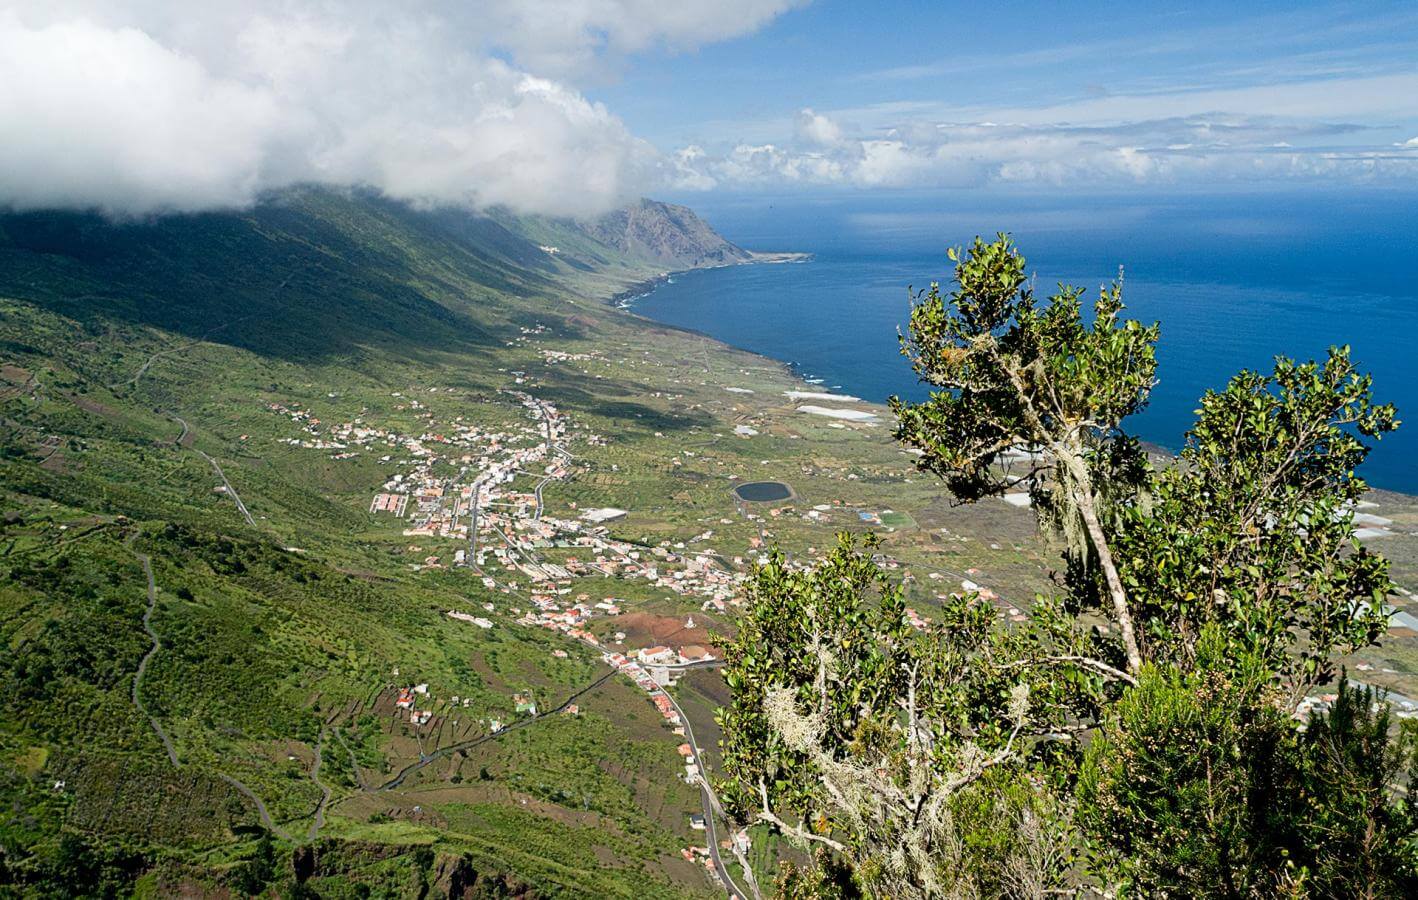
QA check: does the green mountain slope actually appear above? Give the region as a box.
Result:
[0,190,749,898]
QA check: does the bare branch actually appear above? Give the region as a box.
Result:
[997,654,1139,687]
[756,780,849,854]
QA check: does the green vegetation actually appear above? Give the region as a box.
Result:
[0,190,769,897]
[721,235,1418,898]
[4,191,1417,898]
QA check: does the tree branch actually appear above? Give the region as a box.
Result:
[756,780,849,854]
[997,654,1138,687]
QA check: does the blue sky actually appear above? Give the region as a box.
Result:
[589,1,1418,195]
[3,1,1416,215]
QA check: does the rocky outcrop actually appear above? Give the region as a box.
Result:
[578,199,751,269]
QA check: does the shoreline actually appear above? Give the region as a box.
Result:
[605,257,1418,503]
[607,250,811,309]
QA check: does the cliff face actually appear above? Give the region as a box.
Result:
[577,199,751,269]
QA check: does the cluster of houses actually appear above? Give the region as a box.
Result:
[394,683,437,727]
[517,591,612,646]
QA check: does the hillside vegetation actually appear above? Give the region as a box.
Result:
[0,189,759,898]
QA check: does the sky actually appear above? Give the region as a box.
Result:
[2,1,1416,217]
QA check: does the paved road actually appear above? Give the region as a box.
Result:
[125,534,293,840]
[661,684,749,899]
[308,729,333,840]
[466,483,481,562]
[171,416,257,528]
[430,390,743,895]
[200,449,256,527]
[332,726,369,792]
[113,275,289,390]
[127,540,180,768]
[529,396,570,521]
[218,774,294,842]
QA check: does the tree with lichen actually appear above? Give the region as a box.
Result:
[718,536,1083,898]
[719,234,1414,898]
[891,234,1157,675]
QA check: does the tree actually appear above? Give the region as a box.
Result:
[1111,347,1396,701]
[721,234,1410,896]
[1077,628,1302,897]
[891,234,1158,674]
[1289,677,1418,896]
[1080,661,1418,898]
[718,536,1079,898]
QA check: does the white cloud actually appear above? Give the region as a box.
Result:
[795,108,843,146]
[0,16,282,215]
[472,1,809,77]
[0,1,799,217]
[676,98,1418,193]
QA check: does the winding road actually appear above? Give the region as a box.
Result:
[171,416,256,528]
[124,535,293,841]
[308,728,333,840]
[479,392,747,897]
[128,539,179,768]
[660,683,749,900]
[112,274,290,391]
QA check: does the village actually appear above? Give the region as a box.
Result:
[266,383,760,881]
[262,375,1184,890]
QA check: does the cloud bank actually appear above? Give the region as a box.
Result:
[0,1,801,217]
[677,115,1418,192]
[5,3,1412,216]
[672,74,1418,193]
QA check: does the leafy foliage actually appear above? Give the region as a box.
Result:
[1081,658,1418,897]
[1113,347,1398,696]
[718,536,1087,897]
[723,234,1414,897]
[892,233,1159,672]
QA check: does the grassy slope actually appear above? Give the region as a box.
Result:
[0,191,726,897]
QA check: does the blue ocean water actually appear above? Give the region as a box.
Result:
[638,190,1418,493]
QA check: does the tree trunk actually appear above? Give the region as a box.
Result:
[1070,461,1144,675]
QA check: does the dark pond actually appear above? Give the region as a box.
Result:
[734,481,792,502]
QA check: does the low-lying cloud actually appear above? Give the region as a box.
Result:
[5,3,1412,217]
[0,1,801,217]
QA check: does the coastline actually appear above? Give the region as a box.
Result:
[607,250,812,309]
[607,255,1418,508]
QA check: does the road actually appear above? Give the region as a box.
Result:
[399,388,742,893]
[528,395,570,521]
[470,513,746,897]
[112,275,289,391]
[548,627,741,895]
[128,539,180,768]
[125,533,293,840]
[332,726,369,792]
[199,448,257,527]
[660,682,749,899]
[466,483,481,562]
[171,415,256,528]
[218,774,294,842]
[308,729,333,840]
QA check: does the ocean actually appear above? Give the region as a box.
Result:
[636,190,1418,494]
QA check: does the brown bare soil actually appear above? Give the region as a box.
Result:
[597,611,722,655]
